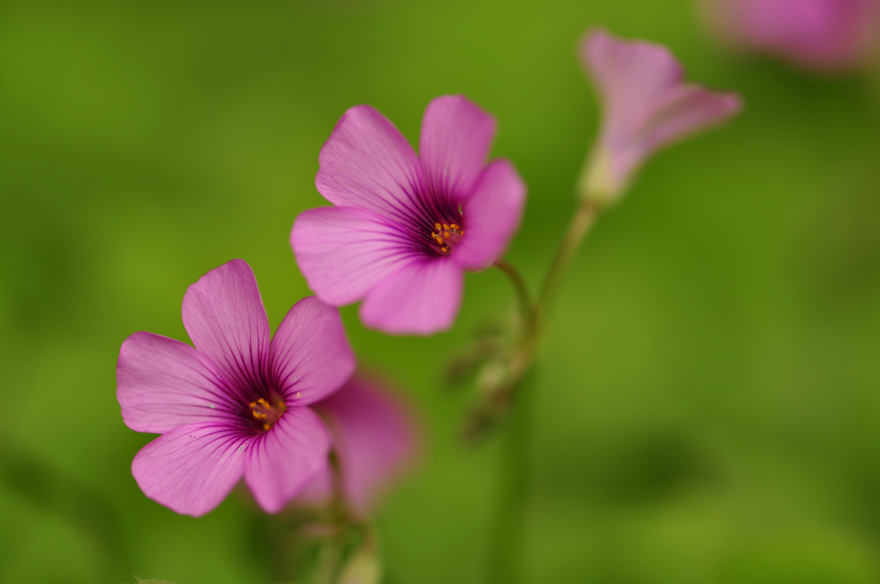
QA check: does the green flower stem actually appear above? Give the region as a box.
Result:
[493,259,535,324]
[538,199,601,317]
[486,367,537,584]
[309,449,380,584]
[485,198,604,584]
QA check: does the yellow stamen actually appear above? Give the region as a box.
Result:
[249,397,287,432]
[430,221,464,254]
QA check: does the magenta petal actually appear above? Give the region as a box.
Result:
[131,423,249,517]
[419,95,497,197]
[269,296,355,406]
[637,85,743,156]
[181,259,270,393]
[360,258,463,335]
[452,159,526,271]
[313,376,417,514]
[244,407,331,513]
[291,206,413,306]
[582,29,684,136]
[117,332,237,433]
[316,105,424,222]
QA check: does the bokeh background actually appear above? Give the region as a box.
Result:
[2,0,880,582]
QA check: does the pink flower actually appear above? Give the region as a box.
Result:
[291,95,526,335]
[295,374,419,515]
[116,259,355,516]
[703,0,880,72]
[578,29,743,205]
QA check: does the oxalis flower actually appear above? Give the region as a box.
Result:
[116,259,355,516]
[702,0,880,73]
[295,374,419,516]
[578,29,743,207]
[291,95,527,335]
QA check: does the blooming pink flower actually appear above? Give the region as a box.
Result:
[703,0,880,72]
[579,29,743,205]
[291,95,526,335]
[295,374,419,515]
[116,259,355,516]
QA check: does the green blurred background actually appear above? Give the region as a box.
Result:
[2,0,880,582]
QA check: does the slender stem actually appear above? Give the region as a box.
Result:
[493,259,534,323]
[328,449,347,518]
[486,367,536,584]
[484,199,603,584]
[312,449,347,584]
[538,199,600,316]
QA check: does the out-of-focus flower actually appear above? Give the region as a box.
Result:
[702,0,880,72]
[116,259,355,516]
[578,29,743,206]
[295,374,419,516]
[291,95,526,335]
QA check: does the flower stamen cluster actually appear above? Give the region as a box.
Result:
[431,222,464,254]
[249,396,287,432]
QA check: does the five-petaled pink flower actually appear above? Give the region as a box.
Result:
[117,259,355,516]
[291,95,527,335]
[295,374,419,515]
[578,29,743,206]
[702,0,880,73]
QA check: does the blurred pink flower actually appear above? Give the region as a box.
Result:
[579,29,743,205]
[117,259,355,516]
[291,95,526,335]
[703,0,880,72]
[295,374,419,516]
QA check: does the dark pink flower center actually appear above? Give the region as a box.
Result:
[403,187,466,256]
[248,395,286,432]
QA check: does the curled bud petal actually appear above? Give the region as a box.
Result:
[578,29,743,206]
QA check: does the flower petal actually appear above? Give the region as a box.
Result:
[316,105,424,224]
[291,206,414,306]
[131,423,249,517]
[117,332,239,433]
[244,407,331,513]
[181,259,270,394]
[269,296,356,406]
[636,85,743,157]
[581,29,684,139]
[310,376,418,515]
[419,95,497,198]
[359,257,463,335]
[452,159,527,271]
